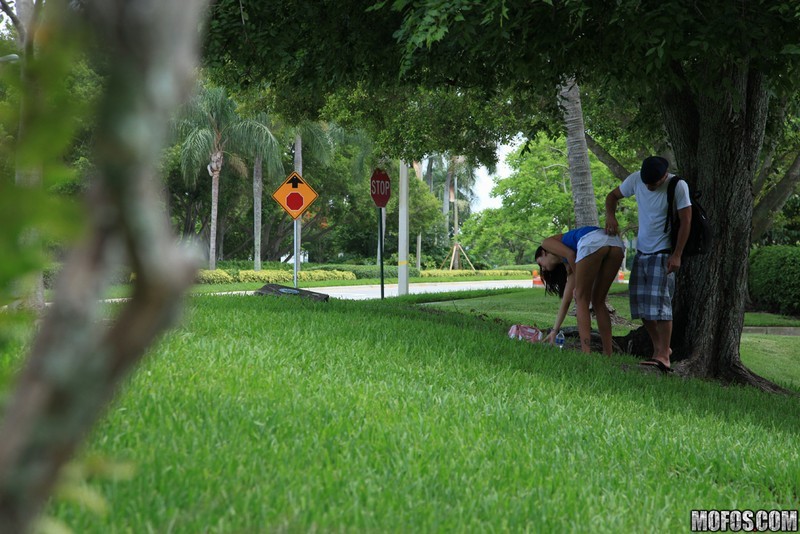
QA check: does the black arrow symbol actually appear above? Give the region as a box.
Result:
[288,175,303,188]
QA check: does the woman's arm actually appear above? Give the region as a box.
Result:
[545,271,575,344]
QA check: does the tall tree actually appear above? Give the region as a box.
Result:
[177,85,279,270]
[559,79,599,227]
[249,112,284,271]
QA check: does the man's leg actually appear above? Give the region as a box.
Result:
[640,320,671,369]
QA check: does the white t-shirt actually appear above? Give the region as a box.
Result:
[619,172,691,253]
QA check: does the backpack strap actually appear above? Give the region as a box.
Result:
[664,176,681,233]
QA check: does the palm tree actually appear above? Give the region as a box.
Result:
[176,84,281,270]
[559,78,600,226]
[250,112,285,271]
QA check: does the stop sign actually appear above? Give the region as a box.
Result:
[370,168,391,208]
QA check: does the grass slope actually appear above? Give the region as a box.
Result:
[17,295,795,532]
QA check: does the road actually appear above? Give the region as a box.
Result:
[310,279,537,300]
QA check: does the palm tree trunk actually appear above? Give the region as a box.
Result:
[207,150,223,270]
[559,78,599,227]
[253,155,263,270]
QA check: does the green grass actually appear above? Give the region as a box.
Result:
[421,288,800,391]
[423,287,634,336]
[740,335,800,391]
[743,312,800,328]
[1,296,797,532]
[3,286,799,532]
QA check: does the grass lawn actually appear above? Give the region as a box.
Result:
[2,294,798,532]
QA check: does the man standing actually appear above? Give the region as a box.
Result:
[605,156,692,372]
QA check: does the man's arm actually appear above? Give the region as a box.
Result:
[605,187,623,235]
[668,206,692,273]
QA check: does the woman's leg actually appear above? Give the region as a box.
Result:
[591,246,624,355]
[574,248,607,353]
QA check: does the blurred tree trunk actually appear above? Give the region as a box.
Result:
[0,0,207,531]
[5,0,45,310]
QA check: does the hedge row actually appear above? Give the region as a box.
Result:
[309,264,421,279]
[420,269,527,278]
[237,269,356,283]
[749,246,800,316]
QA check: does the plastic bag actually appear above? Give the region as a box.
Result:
[507,324,544,343]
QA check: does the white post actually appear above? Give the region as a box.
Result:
[398,161,409,295]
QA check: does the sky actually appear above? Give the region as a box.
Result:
[471,138,522,212]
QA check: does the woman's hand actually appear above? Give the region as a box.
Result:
[544,330,556,345]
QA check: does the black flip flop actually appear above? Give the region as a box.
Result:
[638,359,672,374]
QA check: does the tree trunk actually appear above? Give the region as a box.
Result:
[751,152,800,241]
[253,155,263,270]
[426,158,434,193]
[0,0,206,530]
[559,78,599,227]
[585,132,630,181]
[661,63,785,391]
[442,160,453,216]
[207,150,223,270]
[217,214,225,261]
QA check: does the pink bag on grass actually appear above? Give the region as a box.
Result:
[507,324,544,343]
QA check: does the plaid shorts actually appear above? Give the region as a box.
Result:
[629,252,675,321]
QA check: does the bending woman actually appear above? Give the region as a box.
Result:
[534,226,624,355]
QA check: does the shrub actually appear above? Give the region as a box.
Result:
[749,246,800,315]
[44,263,133,289]
[216,260,293,278]
[237,270,293,284]
[420,269,525,278]
[299,270,357,282]
[196,269,235,284]
[309,264,420,279]
[237,269,357,284]
[43,263,61,290]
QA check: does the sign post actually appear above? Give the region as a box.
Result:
[370,169,391,299]
[272,171,319,288]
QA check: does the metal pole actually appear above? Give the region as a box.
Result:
[293,134,302,289]
[379,208,384,299]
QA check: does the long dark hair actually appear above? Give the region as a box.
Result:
[535,245,568,298]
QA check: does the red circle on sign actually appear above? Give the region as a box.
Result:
[286,192,303,210]
[370,169,391,208]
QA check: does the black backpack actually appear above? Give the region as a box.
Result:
[665,176,712,257]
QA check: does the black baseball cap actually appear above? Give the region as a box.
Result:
[641,156,669,184]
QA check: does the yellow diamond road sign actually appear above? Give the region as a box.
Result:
[272,172,319,219]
